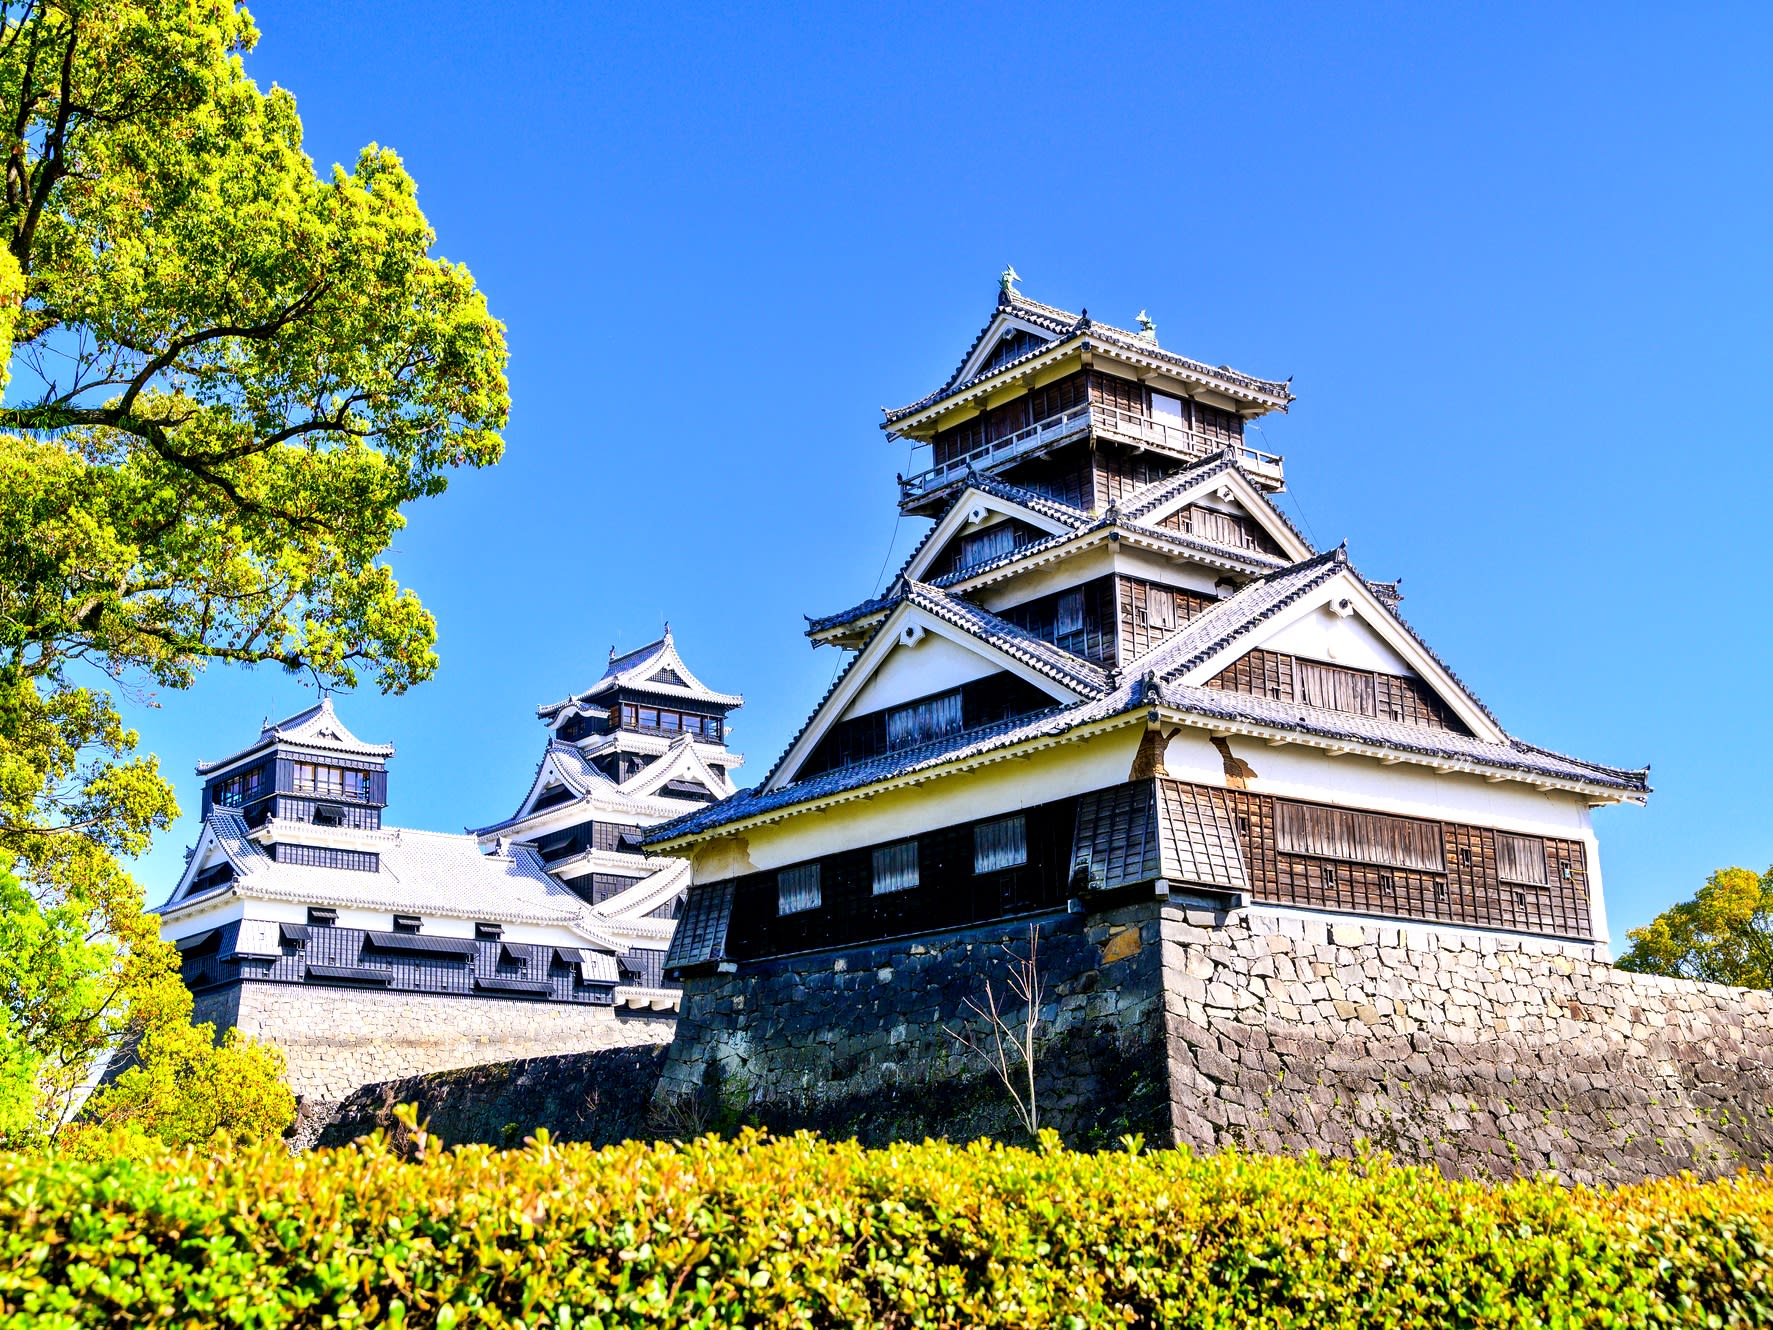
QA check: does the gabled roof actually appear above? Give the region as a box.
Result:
[195,697,393,775]
[536,626,742,719]
[768,581,1113,794]
[618,731,739,802]
[160,811,623,946]
[650,547,1649,849]
[1118,449,1316,561]
[884,284,1294,427]
[470,739,716,838]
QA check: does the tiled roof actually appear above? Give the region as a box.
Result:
[169,811,624,938]
[1070,782,1251,895]
[806,505,1286,641]
[537,627,743,718]
[196,697,393,774]
[1119,450,1317,556]
[884,288,1293,424]
[663,880,734,973]
[903,581,1113,697]
[469,740,716,837]
[650,544,1648,846]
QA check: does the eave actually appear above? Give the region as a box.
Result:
[884,333,1292,438]
[1151,706,1649,806]
[648,709,1148,854]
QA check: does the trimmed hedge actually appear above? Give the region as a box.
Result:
[2,1127,1771,1328]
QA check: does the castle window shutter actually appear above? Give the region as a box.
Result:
[973,815,1028,873]
[777,863,822,915]
[872,841,920,894]
[1496,833,1549,886]
[1056,589,1085,635]
[1275,801,1445,872]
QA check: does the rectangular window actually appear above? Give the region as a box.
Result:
[1146,591,1176,631]
[872,841,920,894]
[660,710,680,731]
[1496,833,1549,886]
[1056,588,1085,635]
[1295,661,1378,717]
[885,690,964,750]
[393,914,421,935]
[639,707,659,729]
[1274,801,1445,872]
[475,921,503,941]
[973,815,1028,873]
[307,906,337,927]
[959,523,1018,570]
[777,863,822,915]
[623,703,639,726]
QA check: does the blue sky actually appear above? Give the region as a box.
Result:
[121,2,1771,941]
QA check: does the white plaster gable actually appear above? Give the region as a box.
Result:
[1173,567,1506,743]
[903,486,1079,584]
[769,598,1089,792]
[1261,609,1414,676]
[620,734,738,801]
[845,629,1001,717]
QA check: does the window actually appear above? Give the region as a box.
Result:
[311,802,344,827]
[639,707,659,729]
[292,763,371,800]
[660,710,680,731]
[872,841,920,894]
[1274,801,1445,872]
[307,906,337,927]
[973,815,1028,873]
[393,914,421,935]
[777,863,822,915]
[475,921,503,941]
[1146,592,1176,631]
[211,764,269,808]
[1056,588,1085,635]
[886,691,964,750]
[1496,833,1549,886]
[623,703,639,726]
[1295,661,1377,718]
[959,523,1018,570]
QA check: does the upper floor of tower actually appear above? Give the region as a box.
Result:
[884,271,1293,517]
[196,696,391,834]
[535,626,742,752]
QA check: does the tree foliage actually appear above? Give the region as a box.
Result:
[1617,866,1773,989]
[0,0,508,1145]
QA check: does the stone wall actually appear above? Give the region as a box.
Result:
[194,981,675,1106]
[657,903,1172,1148]
[1160,907,1773,1184]
[306,1045,671,1151]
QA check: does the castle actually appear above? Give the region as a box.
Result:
[154,634,740,1103]
[161,277,1773,1181]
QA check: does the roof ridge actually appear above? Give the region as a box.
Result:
[902,580,1113,695]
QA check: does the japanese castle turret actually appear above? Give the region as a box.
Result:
[473,628,744,994]
[155,698,682,1104]
[651,272,1649,978]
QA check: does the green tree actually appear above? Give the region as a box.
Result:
[0,0,508,1144]
[1616,866,1773,989]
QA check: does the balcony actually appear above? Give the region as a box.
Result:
[898,401,1284,505]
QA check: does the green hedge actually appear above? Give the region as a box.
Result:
[2,1126,1770,1328]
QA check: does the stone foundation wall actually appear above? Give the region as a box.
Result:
[195,981,675,1105]
[1161,907,1773,1184]
[657,903,1171,1148]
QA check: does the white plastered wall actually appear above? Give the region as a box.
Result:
[1260,609,1414,675]
[845,631,1004,716]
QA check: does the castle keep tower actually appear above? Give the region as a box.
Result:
[643,276,1663,1156]
[474,628,743,1000]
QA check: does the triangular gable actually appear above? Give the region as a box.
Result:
[903,484,1083,584]
[590,860,691,923]
[164,812,267,907]
[620,734,738,801]
[1170,565,1506,743]
[767,594,1098,792]
[1123,460,1314,563]
[948,310,1062,390]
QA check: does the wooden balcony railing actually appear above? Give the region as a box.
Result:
[898,401,1283,502]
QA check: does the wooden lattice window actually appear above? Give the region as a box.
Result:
[1275,801,1445,873]
[974,816,1028,873]
[871,842,920,895]
[1496,833,1549,886]
[777,864,822,915]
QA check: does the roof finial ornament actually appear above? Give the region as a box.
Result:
[608,643,617,663]
[1136,309,1158,344]
[998,264,1021,304]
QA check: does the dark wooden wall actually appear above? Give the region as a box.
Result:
[1206,649,1469,734]
[1160,504,1285,557]
[1117,577,1215,662]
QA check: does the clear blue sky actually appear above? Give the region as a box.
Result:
[126,2,1772,943]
